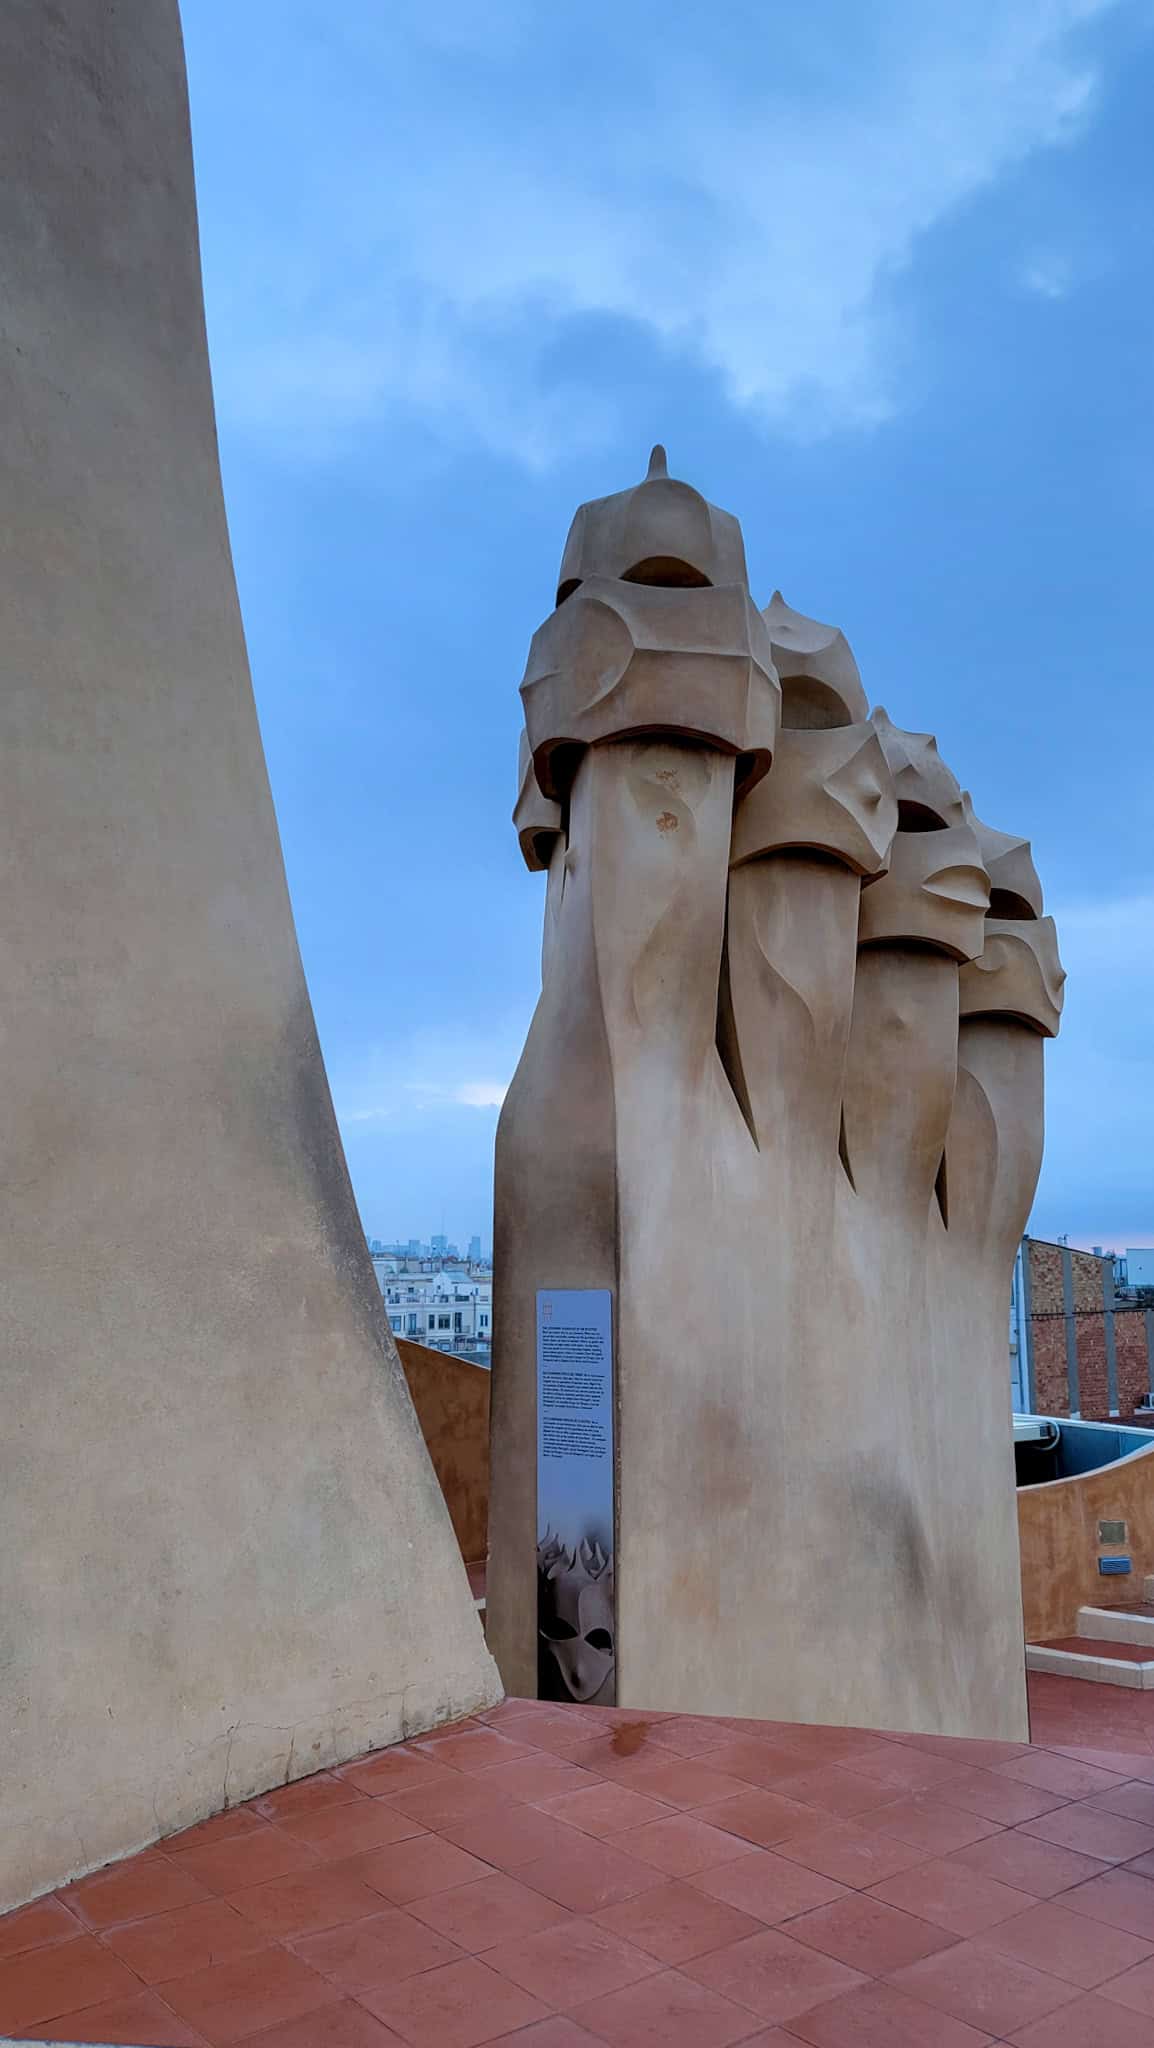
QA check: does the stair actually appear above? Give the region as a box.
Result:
[1076,1602,1154,1647]
[1027,1607,1154,1688]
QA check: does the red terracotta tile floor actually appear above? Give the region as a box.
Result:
[12,1679,1154,2045]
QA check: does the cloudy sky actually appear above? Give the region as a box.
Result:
[182,0,1153,1254]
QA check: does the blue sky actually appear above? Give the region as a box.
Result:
[182,0,1154,1254]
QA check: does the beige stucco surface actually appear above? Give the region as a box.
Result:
[0,0,498,1911]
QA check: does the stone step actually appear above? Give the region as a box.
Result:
[1078,1603,1154,1647]
[1027,1636,1154,1689]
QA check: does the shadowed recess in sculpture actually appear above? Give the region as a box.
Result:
[934,1150,950,1226]
[715,915,759,1148]
[989,888,1038,918]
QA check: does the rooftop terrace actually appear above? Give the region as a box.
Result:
[7,1681,1154,2047]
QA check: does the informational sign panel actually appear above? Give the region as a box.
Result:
[536,1288,615,1706]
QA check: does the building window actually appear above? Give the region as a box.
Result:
[439,1315,451,1330]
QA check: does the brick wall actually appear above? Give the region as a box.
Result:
[1074,1246,1111,1417]
[1029,1241,1063,1315]
[1025,1238,1154,1420]
[1118,1310,1154,1415]
[1031,1310,1070,1415]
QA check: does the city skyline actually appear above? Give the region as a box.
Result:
[368,1230,488,1259]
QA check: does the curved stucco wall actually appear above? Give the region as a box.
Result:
[1019,1436,1154,1642]
[0,0,498,1910]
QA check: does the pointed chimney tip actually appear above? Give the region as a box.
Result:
[646,443,668,479]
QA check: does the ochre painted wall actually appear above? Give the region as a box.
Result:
[397,1342,490,1565]
[1018,1440,1154,1640]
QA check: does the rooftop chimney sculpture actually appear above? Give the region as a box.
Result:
[488,449,1063,1739]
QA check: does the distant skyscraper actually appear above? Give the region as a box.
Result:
[431,1233,447,1256]
[469,1234,482,1261]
